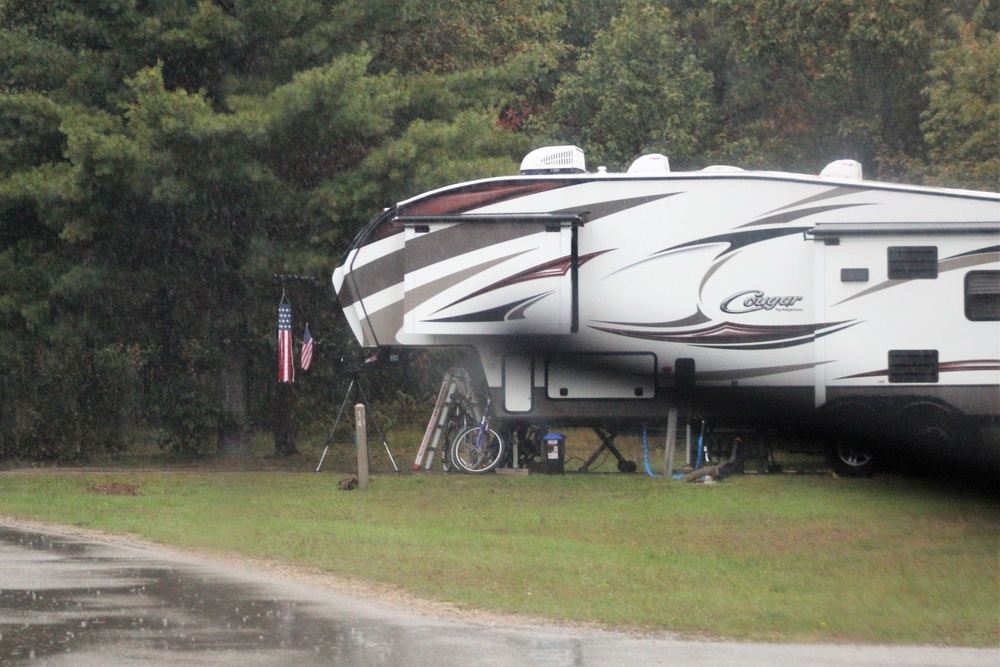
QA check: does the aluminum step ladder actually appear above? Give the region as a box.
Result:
[413,367,472,470]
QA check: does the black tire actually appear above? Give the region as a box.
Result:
[440,420,460,472]
[821,402,883,477]
[828,440,876,477]
[892,402,969,472]
[893,403,958,451]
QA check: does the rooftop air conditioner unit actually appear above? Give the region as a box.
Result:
[520,146,587,174]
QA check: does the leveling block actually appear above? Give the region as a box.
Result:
[496,468,529,476]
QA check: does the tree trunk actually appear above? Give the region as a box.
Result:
[217,336,250,458]
[273,382,298,456]
[680,463,728,483]
[680,439,742,482]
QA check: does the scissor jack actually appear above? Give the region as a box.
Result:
[579,427,638,473]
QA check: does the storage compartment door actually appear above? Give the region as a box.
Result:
[503,355,533,413]
[546,353,656,399]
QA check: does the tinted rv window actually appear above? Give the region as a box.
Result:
[965,271,1000,321]
[887,246,937,279]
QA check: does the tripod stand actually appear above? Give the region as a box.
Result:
[316,375,398,473]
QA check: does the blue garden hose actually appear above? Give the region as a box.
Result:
[643,425,659,477]
[695,433,703,470]
[694,420,706,470]
[646,422,706,478]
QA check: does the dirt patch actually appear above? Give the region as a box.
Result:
[88,482,139,496]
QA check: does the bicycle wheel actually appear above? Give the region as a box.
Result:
[450,425,504,474]
[440,416,467,472]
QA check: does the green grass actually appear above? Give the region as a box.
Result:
[0,467,997,646]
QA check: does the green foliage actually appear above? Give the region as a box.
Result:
[0,339,144,461]
[342,0,566,75]
[921,9,1000,190]
[0,93,66,174]
[540,0,714,170]
[335,109,528,216]
[254,53,406,188]
[701,0,998,182]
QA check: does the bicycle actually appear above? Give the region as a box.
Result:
[449,393,505,474]
[440,388,472,472]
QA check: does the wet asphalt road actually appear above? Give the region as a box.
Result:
[0,522,996,667]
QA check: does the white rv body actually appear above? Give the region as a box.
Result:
[333,148,1000,467]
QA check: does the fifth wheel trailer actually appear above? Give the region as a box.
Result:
[333,146,1000,475]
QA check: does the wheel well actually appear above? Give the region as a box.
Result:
[818,399,887,436]
[891,398,966,452]
[891,398,961,420]
[820,397,965,430]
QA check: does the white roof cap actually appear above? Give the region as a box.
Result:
[820,159,863,180]
[627,153,670,174]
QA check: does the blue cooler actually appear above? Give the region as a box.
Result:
[542,433,565,474]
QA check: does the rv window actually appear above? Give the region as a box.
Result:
[965,271,1000,321]
[887,246,937,279]
[889,246,937,280]
[889,245,937,280]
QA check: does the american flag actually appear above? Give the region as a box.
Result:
[300,324,314,371]
[278,301,294,383]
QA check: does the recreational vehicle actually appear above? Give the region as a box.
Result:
[333,146,1000,475]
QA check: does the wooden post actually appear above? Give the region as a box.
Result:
[355,403,369,489]
[685,420,692,465]
[663,408,678,478]
[273,382,298,456]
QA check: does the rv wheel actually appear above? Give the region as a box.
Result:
[893,403,956,451]
[891,403,970,470]
[828,441,875,477]
[821,402,882,477]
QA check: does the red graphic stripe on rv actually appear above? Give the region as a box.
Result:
[400,181,572,216]
[838,360,1000,379]
[941,360,1000,372]
[591,320,856,350]
[437,251,609,312]
[594,321,828,343]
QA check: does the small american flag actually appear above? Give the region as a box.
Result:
[300,324,314,371]
[278,300,293,383]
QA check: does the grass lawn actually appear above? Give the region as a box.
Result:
[1,451,997,646]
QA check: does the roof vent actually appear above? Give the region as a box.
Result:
[702,165,744,173]
[820,159,863,181]
[520,146,586,174]
[627,154,670,174]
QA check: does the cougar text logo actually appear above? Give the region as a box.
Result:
[721,290,804,314]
